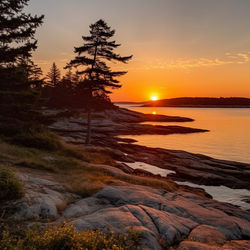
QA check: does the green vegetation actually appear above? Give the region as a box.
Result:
[0,223,142,250]
[0,169,24,201]
[11,126,61,151]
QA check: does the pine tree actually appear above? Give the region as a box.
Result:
[66,19,132,144]
[63,69,73,82]
[46,63,61,86]
[0,0,44,89]
[0,0,46,145]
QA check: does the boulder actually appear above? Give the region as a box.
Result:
[188,225,226,245]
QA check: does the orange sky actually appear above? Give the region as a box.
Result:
[28,0,250,102]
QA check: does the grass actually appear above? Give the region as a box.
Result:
[0,223,142,250]
[0,135,182,200]
[0,169,24,201]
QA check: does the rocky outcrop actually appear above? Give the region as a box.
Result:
[50,116,207,138]
[105,107,194,123]
[116,144,250,191]
[8,173,250,249]
[11,174,78,220]
[64,185,250,249]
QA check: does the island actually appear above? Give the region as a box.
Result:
[143,97,250,108]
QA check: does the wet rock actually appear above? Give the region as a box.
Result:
[133,168,157,177]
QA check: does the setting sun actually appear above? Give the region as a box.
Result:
[151,96,158,101]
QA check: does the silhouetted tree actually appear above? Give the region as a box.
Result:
[66,19,132,144]
[63,69,73,82]
[18,58,44,87]
[0,0,44,90]
[0,0,47,143]
[46,62,61,86]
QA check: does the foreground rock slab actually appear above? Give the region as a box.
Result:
[8,172,250,249]
[62,185,250,249]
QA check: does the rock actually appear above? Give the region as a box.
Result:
[114,143,250,191]
[188,225,227,245]
[114,162,134,174]
[12,174,77,220]
[177,241,220,250]
[105,107,194,123]
[42,156,56,162]
[61,185,250,249]
[7,170,250,250]
[62,197,109,219]
[222,240,250,249]
[71,204,196,249]
[133,168,157,176]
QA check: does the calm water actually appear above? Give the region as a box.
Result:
[118,104,250,164]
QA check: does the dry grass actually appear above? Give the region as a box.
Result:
[0,138,182,199]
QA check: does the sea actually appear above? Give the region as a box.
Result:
[118,104,250,164]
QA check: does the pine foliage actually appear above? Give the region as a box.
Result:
[46,62,61,86]
[66,19,132,94]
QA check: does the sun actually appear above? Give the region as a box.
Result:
[151,96,158,101]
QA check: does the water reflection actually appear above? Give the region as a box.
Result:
[119,105,250,163]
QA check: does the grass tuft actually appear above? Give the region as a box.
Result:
[0,169,24,201]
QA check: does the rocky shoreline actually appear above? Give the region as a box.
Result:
[50,107,250,191]
[5,107,250,249]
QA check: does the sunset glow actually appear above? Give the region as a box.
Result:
[151,96,158,101]
[27,0,250,101]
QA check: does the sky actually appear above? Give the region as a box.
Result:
[27,0,250,101]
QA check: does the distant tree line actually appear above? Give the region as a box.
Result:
[42,62,116,111]
[144,97,250,107]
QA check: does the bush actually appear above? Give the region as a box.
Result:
[1,122,62,151]
[12,129,61,151]
[0,223,142,250]
[0,169,24,201]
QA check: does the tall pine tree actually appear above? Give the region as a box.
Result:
[0,0,44,90]
[66,19,132,144]
[0,0,45,143]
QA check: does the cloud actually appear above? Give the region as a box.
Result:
[34,59,50,65]
[133,51,250,70]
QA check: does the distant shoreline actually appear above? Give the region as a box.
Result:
[142,105,250,108]
[117,103,250,108]
[132,97,250,108]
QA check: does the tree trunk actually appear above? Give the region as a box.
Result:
[85,91,92,145]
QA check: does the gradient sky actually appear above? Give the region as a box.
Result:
[27,0,250,101]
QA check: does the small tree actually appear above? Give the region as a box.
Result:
[46,62,61,86]
[66,19,132,144]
